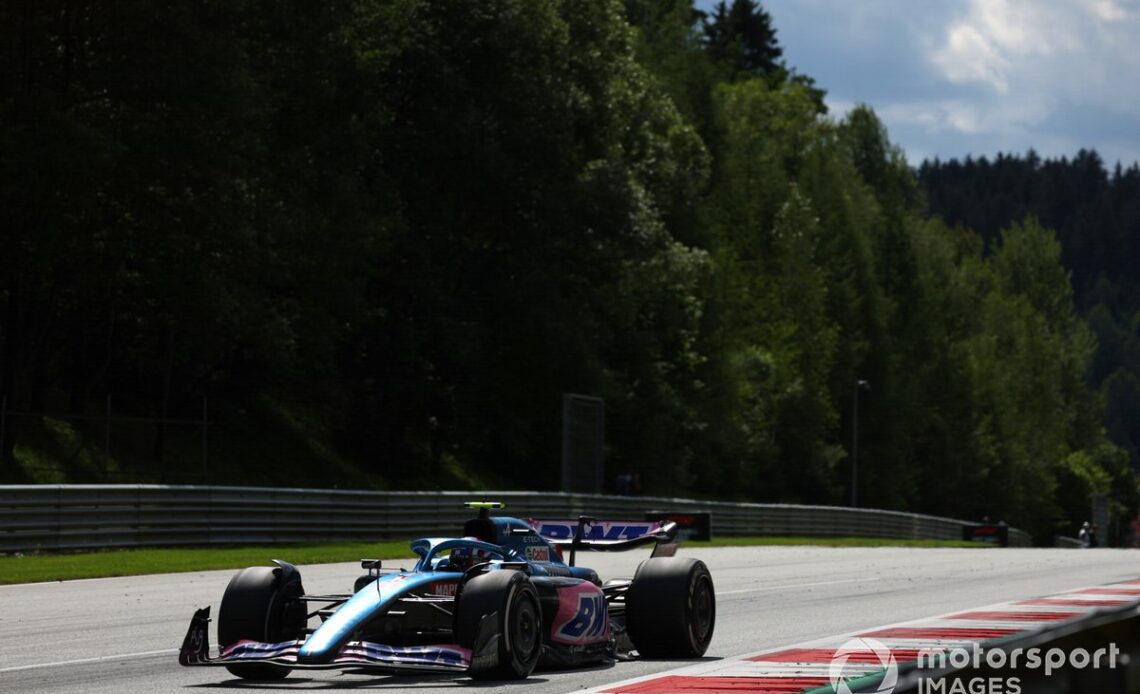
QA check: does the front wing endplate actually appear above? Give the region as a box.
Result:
[179,606,472,673]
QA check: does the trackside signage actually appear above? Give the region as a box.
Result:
[645,511,711,541]
[962,524,1009,547]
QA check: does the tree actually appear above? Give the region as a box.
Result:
[701,0,783,78]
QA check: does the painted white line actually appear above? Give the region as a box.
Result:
[0,649,177,674]
[720,578,864,595]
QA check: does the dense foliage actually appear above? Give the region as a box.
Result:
[1,0,1132,539]
[920,152,1140,510]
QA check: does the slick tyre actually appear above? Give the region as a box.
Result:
[217,565,306,680]
[455,569,543,679]
[626,557,715,658]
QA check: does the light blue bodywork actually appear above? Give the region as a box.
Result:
[297,537,517,662]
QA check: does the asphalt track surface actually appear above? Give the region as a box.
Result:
[2,546,1138,693]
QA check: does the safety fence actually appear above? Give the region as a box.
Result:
[1054,535,1086,549]
[0,485,1032,552]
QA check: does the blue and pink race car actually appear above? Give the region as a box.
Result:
[179,502,716,680]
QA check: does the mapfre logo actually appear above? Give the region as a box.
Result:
[829,638,899,694]
[428,581,458,597]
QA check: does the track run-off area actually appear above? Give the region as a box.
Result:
[2,546,1138,693]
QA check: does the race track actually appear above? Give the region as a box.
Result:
[2,545,1138,693]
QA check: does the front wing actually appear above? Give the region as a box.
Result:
[179,606,478,673]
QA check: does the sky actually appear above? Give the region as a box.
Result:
[709,0,1140,168]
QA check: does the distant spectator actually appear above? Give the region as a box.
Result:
[1078,521,1091,548]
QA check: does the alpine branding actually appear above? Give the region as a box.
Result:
[556,593,608,642]
[529,519,655,541]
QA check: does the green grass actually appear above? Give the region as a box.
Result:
[686,536,996,549]
[0,536,994,585]
[0,541,413,585]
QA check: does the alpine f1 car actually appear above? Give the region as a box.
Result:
[178,502,716,680]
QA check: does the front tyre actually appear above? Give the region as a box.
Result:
[455,569,543,679]
[626,557,715,658]
[217,564,306,680]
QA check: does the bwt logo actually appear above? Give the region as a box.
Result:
[556,594,607,642]
[537,522,651,540]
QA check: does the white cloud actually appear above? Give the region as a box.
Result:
[940,24,1012,93]
[927,0,1140,116]
[878,96,1054,136]
[760,0,1140,164]
[1091,0,1133,21]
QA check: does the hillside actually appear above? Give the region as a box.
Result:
[1,0,1133,539]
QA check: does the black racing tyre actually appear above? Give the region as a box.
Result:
[626,557,715,658]
[217,565,307,680]
[455,569,543,679]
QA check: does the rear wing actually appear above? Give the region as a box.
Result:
[527,517,678,565]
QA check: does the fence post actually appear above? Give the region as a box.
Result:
[1,394,6,464]
[104,394,111,481]
[201,396,208,484]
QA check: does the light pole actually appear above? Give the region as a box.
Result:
[851,379,870,507]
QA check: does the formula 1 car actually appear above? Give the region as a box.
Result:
[178,502,715,680]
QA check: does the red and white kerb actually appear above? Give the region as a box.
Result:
[584,578,1140,694]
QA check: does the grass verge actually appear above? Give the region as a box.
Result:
[0,536,994,585]
[687,536,995,549]
[0,541,411,585]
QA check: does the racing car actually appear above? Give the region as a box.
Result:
[178,502,716,680]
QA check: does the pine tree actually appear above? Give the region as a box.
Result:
[701,0,782,77]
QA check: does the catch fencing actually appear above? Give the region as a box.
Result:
[0,485,1032,552]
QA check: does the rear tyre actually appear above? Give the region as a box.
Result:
[455,569,543,679]
[626,557,715,658]
[217,565,307,680]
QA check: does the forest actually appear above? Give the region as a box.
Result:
[1,0,1135,541]
[920,152,1140,479]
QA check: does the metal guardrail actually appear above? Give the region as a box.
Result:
[0,485,1030,552]
[1009,527,1033,547]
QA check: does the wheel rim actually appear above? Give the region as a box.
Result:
[690,575,713,645]
[511,593,540,661]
